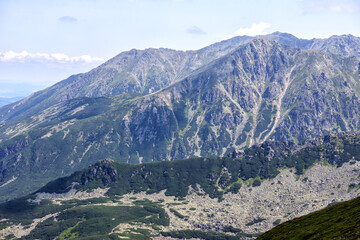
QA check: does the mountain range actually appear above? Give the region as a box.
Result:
[0,32,360,204]
[1,32,360,123]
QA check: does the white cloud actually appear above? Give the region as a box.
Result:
[235,22,271,36]
[0,51,104,63]
[223,22,271,40]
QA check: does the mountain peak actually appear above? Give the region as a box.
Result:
[250,37,272,44]
[330,33,357,38]
[268,31,298,39]
[235,36,292,58]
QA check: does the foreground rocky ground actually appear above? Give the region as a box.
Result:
[119,161,360,235]
[1,161,359,239]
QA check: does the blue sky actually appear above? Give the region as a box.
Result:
[0,0,359,97]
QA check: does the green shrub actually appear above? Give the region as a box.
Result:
[272,219,281,226]
[226,183,242,194]
[223,225,243,233]
[252,179,261,187]
[170,208,187,219]
[246,218,266,226]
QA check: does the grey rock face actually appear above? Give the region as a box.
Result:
[265,32,360,58]
[118,39,360,162]
[1,32,359,124]
[0,38,252,124]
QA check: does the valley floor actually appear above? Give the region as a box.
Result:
[119,161,360,235]
[1,161,359,239]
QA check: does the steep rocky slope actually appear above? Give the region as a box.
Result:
[1,32,359,125]
[307,34,360,58]
[264,32,360,58]
[0,97,22,108]
[0,132,360,239]
[126,38,360,156]
[0,36,253,124]
[0,39,360,201]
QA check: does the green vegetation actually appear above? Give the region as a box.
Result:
[58,221,81,240]
[246,217,266,226]
[170,208,187,219]
[0,197,71,226]
[1,132,360,238]
[347,183,360,192]
[257,196,360,240]
[252,179,261,187]
[223,225,243,233]
[28,132,360,204]
[225,182,242,194]
[117,228,152,240]
[272,219,281,226]
[0,196,168,240]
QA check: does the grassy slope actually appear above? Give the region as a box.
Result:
[257,196,360,240]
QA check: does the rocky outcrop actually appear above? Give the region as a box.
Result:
[81,159,118,185]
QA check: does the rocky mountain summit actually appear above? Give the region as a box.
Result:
[263,32,360,58]
[0,36,253,124]
[0,32,359,124]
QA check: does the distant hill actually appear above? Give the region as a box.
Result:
[0,96,23,107]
